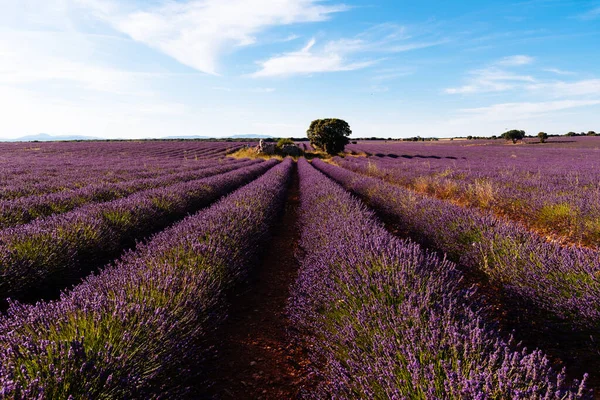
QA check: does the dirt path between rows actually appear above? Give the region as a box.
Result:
[202,164,310,399]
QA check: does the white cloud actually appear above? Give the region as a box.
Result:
[371,67,414,82]
[85,0,348,75]
[445,55,537,94]
[0,30,155,95]
[456,99,600,122]
[251,38,376,77]
[252,23,445,78]
[496,55,534,66]
[526,79,600,97]
[543,68,575,76]
[280,34,301,42]
[446,53,600,99]
[445,67,535,94]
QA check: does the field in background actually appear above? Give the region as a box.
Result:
[0,137,599,398]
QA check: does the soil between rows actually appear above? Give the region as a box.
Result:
[201,164,311,399]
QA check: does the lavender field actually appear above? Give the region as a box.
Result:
[1,139,599,399]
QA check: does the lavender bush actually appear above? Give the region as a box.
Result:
[0,159,277,303]
[0,158,259,229]
[0,141,247,200]
[339,141,600,246]
[290,158,588,398]
[311,159,600,330]
[0,158,292,399]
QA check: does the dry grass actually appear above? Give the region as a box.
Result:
[228,147,284,161]
[228,146,338,162]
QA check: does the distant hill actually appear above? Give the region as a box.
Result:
[160,135,213,139]
[6,133,102,142]
[161,134,274,139]
[2,133,275,142]
[228,134,273,139]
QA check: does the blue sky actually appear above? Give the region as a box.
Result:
[0,0,599,139]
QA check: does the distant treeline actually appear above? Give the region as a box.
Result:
[19,131,598,144]
[461,131,597,140]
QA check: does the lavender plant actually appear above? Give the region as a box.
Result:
[0,141,247,200]
[290,158,589,399]
[0,158,260,229]
[0,158,292,399]
[340,141,600,246]
[311,159,600,331]
[0,159,278,304]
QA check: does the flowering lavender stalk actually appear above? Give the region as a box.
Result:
[311,158,600,331]
[290,158,588,399]
[0,158,292,399]
[0,159,278,304]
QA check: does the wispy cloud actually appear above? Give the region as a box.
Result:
[251,38,376,77]
[457,99,600,122]
[326,23,449,54]
[280,34,301,42]
[371,67,414,82]
[252,23,446,78]
[445,67,535,94]
[578,6,600,20]
[445,55,536,94]
[447,52,600,98]
[543,67,575,75]
[526,79,600,97]
[496,55,534,66]
[85,0,348,75]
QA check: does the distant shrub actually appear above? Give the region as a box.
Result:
[537,132,548,143]
[467,135,473,140]
[276,138,294,148]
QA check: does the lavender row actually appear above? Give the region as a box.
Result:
[0,161,194,200]
[312,159,600,331]
[289,158,587,398]
[0,159,278,304]
[340,142,600,246]
[296,142,314,152]
[0,158,292,399]
[0,142,249,199]
[0,158,260,229]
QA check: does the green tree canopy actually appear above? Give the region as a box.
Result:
[537,132,548,143]
[502,129,526,144]
[307,118,352,155]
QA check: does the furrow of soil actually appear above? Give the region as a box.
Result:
[201,163,310,399]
